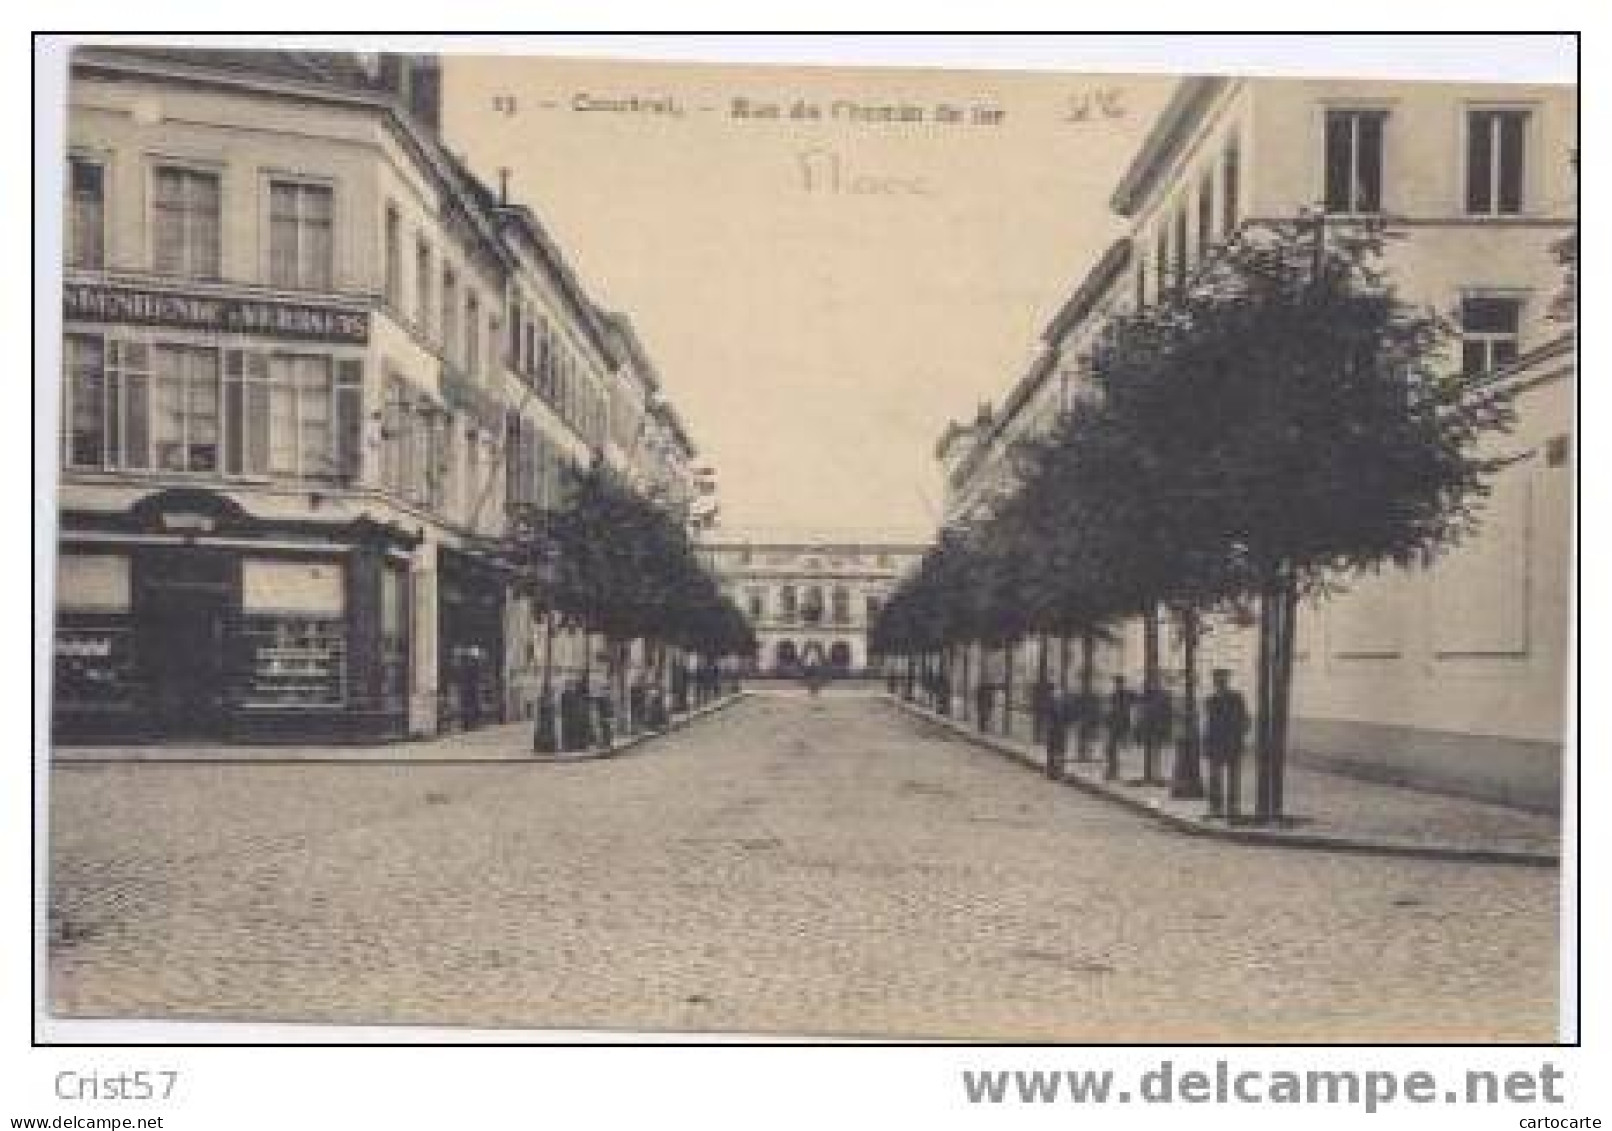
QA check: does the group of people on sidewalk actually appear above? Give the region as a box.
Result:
[908,667,1251,819]
[532,663,732,754]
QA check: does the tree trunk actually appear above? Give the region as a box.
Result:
[534,609,560,753]
[1169,606,1205,799]
[961,641,972,722]
[1271,570,1300,819]
[1141,603,1163,783]
[1077,630,1096,761]
[1034,633,1050,743]
[1254,577,1279,822]
[1001,641,1014,738]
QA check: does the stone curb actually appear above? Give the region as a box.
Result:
[887,696,1559,868]
[52,693,748,768]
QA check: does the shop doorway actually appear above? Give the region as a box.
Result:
[139,552,232,737]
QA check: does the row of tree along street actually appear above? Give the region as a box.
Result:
[505,457,757,753]
[871,217,1515,823]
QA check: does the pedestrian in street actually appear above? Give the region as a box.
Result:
[1074,685,1099,762]
[646,686,668,731]
[594,687,615,750]
[1031,679,1053,745]
[1138,683,1174,784]
[457,646,483,731]
[1045,687,1070,780]
[671,662,689,715]
[1104,675,1132,781]
[629,679,647,735]
[975,680,994,734]
[559,680,590,752]
[1203,668,1250,819]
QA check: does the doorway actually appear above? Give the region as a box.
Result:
[139,550,232,738]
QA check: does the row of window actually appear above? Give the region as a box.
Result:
[1324,107,1530,218]
[381,206,501,385]
[63,334,361,480]
[1136,135,1242,309]
[67,158,336,291]
[746,586,883,625]
[1134,107,1536,312]
[503,411,572,516]
[61,329,597,534]
[68,157,621,463]
[507,298,609,449]
[384,205,609,450]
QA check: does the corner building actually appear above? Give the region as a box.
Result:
[53,48,699,742]
[938,76,1576,809]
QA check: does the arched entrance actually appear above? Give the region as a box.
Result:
[828,641,852,671]
[774,639,799,672]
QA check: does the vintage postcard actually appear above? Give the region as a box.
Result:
[44,38,1575,1045]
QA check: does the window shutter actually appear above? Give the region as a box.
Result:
[335,359,363,482]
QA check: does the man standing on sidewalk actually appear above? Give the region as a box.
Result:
[1204,668,1250,819]
[1104,675,1132,781]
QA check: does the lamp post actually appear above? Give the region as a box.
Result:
[531,541,562,754]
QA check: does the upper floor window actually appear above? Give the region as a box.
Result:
[414,239,432,336]
[746,589,763,619]
[152,166,220,278]
[1153,225,1168,298]
[1222,139,1241,237]
[831,586,850,625]
[1466,109,1529,216]
[466,292,481,377]
[1460,295,1523,377]
[802,585,825,626]
[441,266,458,363]
[1323,109,1386,214]
[152,344,221,472]
[1196,170,1214,258]
[383,205,402,309]
[269,180,334,290]
[1173,204,1189,289]
[67,157,105,269]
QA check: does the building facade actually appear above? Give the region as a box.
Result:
[702,534,926,674]
[937,76,1575,809]
[53,47,702,743]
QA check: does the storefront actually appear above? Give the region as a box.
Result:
[53,488,419,743]
[435,546,507,732]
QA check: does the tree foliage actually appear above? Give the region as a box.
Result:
[875,216,1515,819]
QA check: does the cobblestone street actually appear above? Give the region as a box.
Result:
[49,693,1560,1041]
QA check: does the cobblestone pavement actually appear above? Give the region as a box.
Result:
[48,693,1561,1041]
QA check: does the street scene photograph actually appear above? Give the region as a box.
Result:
[41,38,1575,1042]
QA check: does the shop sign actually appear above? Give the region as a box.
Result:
[57,635,114,659]
[64,282,369,345]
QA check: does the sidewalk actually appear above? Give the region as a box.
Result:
[51,693,745,766]
[891,697,1560,866]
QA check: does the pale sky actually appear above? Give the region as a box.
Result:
[442,55,1175,535]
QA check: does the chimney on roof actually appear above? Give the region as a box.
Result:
[378,53,441,135]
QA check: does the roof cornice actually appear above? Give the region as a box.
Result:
[1109,76,1232,217]
[72,48,516,275]
[1043,237,1133,345]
